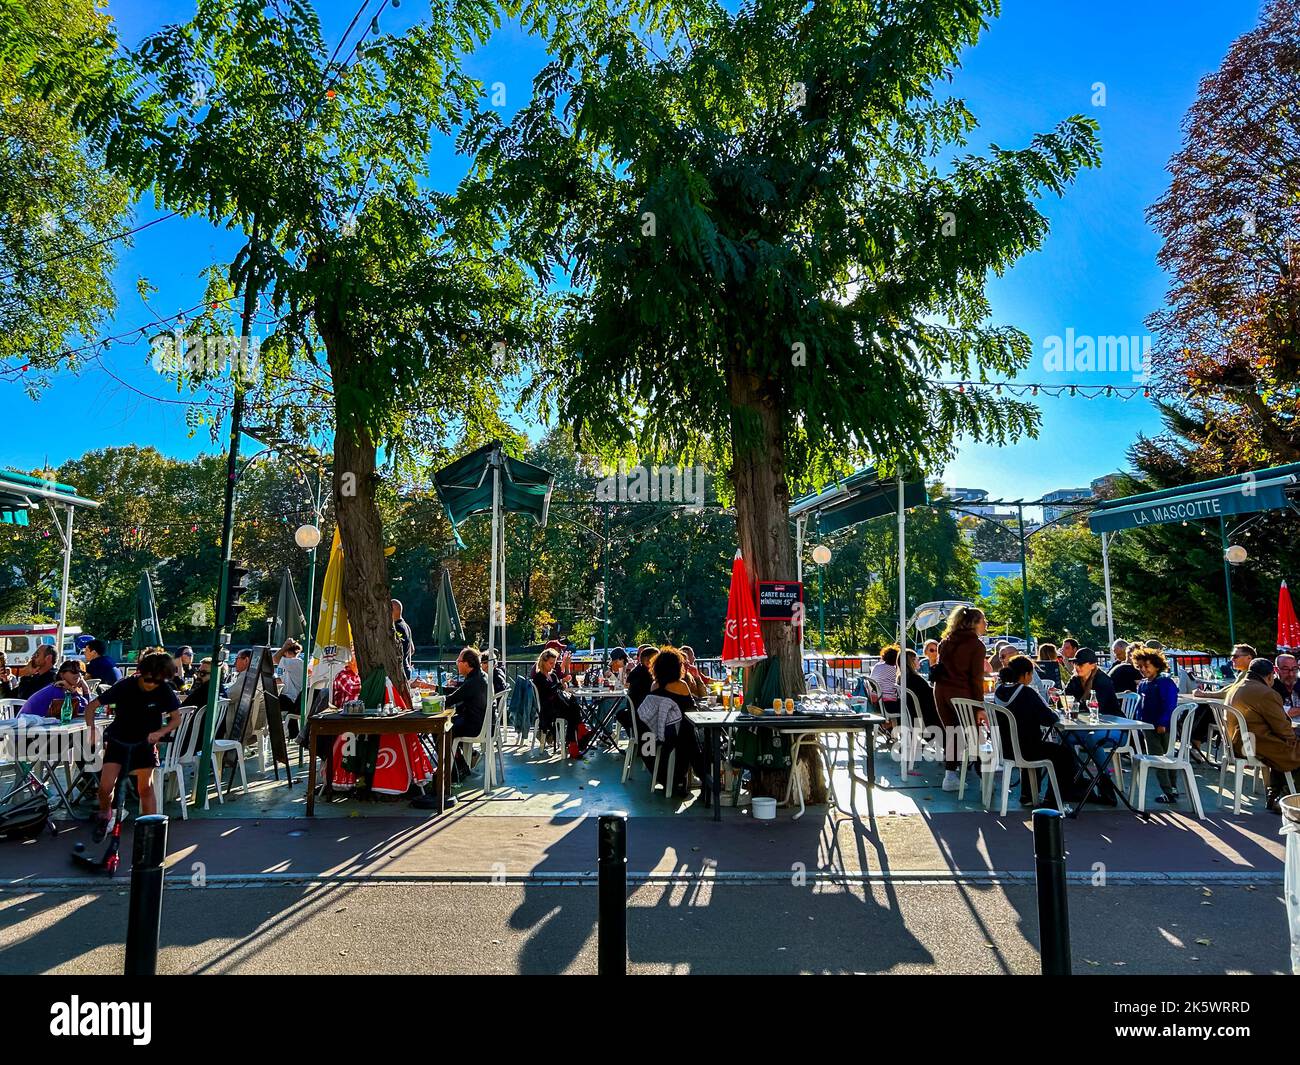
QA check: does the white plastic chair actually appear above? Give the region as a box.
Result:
[950,698,991,801]
[450,693,504,793]
[1129,701,1205,819]
[154,706,202,820]
[1211,702,1296,814]
[619,695,640,784]
[987,703,1065,816]
[897,688,941,777]
[528,680,568,758]
[648,731,677,800]
[210,698,250,806]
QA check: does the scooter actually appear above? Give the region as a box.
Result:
[72,741,143,876]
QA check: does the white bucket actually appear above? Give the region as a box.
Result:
[751,796,777,820]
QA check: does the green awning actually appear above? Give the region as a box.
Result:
[433,442,555,545]
[789,467,928,534]
[1088,464,1300,533]
[0,469,99,524]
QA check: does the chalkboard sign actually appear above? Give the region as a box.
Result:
[758,581,803,622]
[225,646,293,786]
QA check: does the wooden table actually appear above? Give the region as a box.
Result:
[305,710,452,816]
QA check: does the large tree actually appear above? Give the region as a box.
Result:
[1144,0,1300,473]
[0,0,128,382]
[479,0,1099,691]
[41,0,551,694]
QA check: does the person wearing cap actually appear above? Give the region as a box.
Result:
[1225,658,1300,814]
[1062,647,1121,805]
[1108,639,1140,694]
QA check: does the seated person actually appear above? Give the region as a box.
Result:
[1226,657,1300,814]
[993,656,1085,807]
[1108,639,1140,694]
[532,648,586,759]
[1060,647,1120,804]
[903,650,940,729]
[181,657,214,709]
[1133,647,1182,805]
[219,648,266,743]
[871,646,901,719]
[920,640,940,679]
[480,650,509,697]
[83,639,122,688]
[84,652,181,840]
[606,647,629,688]
[634,646,711,802]
[19,660,91,719]
[1035,643,1061,687]
[679,645,709,698]
[1,645,57,701]
[445,646,488,780]
[619,645,658,732]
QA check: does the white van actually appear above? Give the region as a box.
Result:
[0,624,82,664]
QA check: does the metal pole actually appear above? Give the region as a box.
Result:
[601,502,610,665]
[1100,531,1115,650]
[796,514,806,660]
[194,239,260,805]
[818,563,825,650]
[898,475,907,722]
[487,448,499,684]
[55,504,74,655]
[124,814,168,975]
[1220,516,1237,647]
[300,469,321,729]
[1033,808,1071,976]
[1018,503,1031,649]
[597,813,627,975]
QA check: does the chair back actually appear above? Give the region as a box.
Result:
[0,698,24,720]
[1168,700,1199,762]
[162,706,203,769]
[1217,702,1255,760]
[951,698,985,764]
[988,703,1030,766]
[1118,691,1140,718]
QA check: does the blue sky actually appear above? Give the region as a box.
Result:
[4,0,1264,506]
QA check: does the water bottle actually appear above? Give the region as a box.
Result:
[1088,692,1099,724]
[60,693,73,725]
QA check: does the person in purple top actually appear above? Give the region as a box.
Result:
[19,660,91,718]
[1134,647,1183,804]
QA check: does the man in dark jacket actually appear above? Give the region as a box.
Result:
[1108,639,1140,694]
[445,647,488,782]
[1063,647,1120,805]
[1,645,56,701]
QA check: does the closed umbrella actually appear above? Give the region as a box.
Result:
[1280,581,1300,652]
[307,528,351,696]
[132,571,163,653]
[432,566,465,682]
[721,550,766,668]
[271,567,306,646]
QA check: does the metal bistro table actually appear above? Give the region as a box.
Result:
[1051,712,1153,818]
[685,707,886,823]
[0,717,91,818]
[575,690,632,754]
[305,710,452,816]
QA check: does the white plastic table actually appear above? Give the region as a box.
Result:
[0,717,92,817]
[1051,712,1152,816]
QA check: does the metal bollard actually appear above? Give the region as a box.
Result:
[597,813,627,976]
[124,814,168,976]
[1033,808,1071,975]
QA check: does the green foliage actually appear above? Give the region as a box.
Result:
[479,0,1099,483]
[0,0,129,384]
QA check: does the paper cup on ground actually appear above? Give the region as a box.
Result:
[751,796,777,820]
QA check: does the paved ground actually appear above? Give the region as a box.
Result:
[0,880,1282,974]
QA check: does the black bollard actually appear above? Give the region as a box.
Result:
[124,814,168,976]
[597,813,627,976]
[1032,807,1071,975]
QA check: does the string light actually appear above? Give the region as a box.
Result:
[935,381,1158,401]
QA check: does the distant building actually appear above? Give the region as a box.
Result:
[977,561,1024,597]
[948,486,1013,519]
[1041,487,1091,524]
[1090,474,1122,499]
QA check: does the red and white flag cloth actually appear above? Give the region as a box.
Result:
[1279,581,1300,652]
[721,550,767,668]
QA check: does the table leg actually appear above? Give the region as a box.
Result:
[306,723,317,817]
[710,727,722,822]
[437,730,450,814]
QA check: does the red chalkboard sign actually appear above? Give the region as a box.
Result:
[758,581,803,622]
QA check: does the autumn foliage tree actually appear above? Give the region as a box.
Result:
[1143,0,1300,476]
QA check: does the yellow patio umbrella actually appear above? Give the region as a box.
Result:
[307,528,397,695]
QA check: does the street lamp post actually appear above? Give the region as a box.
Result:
[812,544,832,650]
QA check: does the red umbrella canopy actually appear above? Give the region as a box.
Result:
[1279,581,1300,652]
[722,550,767,667]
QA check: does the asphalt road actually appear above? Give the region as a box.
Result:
[0,879,1285,975]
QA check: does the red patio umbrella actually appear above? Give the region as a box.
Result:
[722,550,767,667]
[1279,581,1300,652]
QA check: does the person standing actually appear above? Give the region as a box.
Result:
[1133,647,1182,805]
[391,599,415,681]
[933,606,988,792]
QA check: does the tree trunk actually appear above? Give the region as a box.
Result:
[315,297,407,702]
[727,368,825,804]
